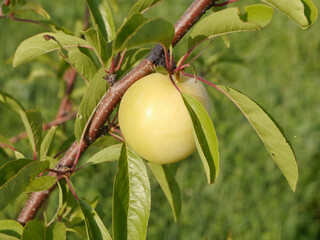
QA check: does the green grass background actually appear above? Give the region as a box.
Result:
[0,0,319,239]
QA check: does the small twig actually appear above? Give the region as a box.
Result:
[9,112,77,144]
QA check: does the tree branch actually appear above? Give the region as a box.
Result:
[17,0,216,225]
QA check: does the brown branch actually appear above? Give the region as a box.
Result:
[17,0,216,225]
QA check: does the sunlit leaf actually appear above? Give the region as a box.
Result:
[148,163,181,221]
[0,91,25,114]
[217,85,298,191]
[182,93,219,184]
[21,220,66,240]
[74,67,107,142]
[114,13,174,51]
[113,143,151,240]
[13,32,90,67]
[19,108,43,158]
[263,0,318,29]
[85,143,121,165]
[0,160,49,210]
[17,2,50,19]
[188,4,273,48]
[78,198,112,240]
[128,0,163,17]
[0,220,23,240]
[86,0,115,42]
[40,126,57,161]
[68,49,98,82]
[24,176,56,193]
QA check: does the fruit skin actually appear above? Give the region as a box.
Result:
[118,73,210,164]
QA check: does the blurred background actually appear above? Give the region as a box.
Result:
[0,0,319,239]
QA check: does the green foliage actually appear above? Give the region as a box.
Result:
[0,0,319,239]
[74,68,107,143]
[148,163,181,222]
[77,198,112,240]
[188,4,273,48]
[113,144,151,240]
[0,159,49,210]
[182,93,219,184]
[217,85,298,191]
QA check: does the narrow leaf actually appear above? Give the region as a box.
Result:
[188,4,273,48]
[0,91,25,114]
[86,0,113,42]
[113,143,151,240]
[74,67,108,142]
[0,160,49,210]
[13,32,89,67]
[78,198,112,240]
[99,0,116,41]
[80,136,120,162]
[217,86,298,191]
[83,27,111,65]
[19,108,43,158]
[17,2,50,19]
[68,49,97,81]
[24,176,56,193]
[182,93,219,184]
[128,0,163,17]
[0,220,23,239]
[263,0,318,29]
[114,13,174,51]
[85,144,122,165]
[148,163,181,221]
[40,126,57,161]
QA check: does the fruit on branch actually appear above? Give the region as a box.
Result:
[119,73,210,164]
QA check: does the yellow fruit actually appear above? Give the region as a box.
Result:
[118,73,210,164]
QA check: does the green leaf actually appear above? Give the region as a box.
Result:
[128,0,163,17]
[0,220,23,240]
[188,5,273,48]
[99,0,116,41]
[21,220,45,240]
[0,134,13,149]
[40,126,57,161]
[114,13,174,51]
[217,85,298,191]
[113,143,151,240]
[182,93,219,184]
[19,108,43,158]
[24,176,56,193]
[117,48,150,78]
[301,0,318,27]
[85,143,122,165]
[148,163,181,221]
[68,49,98,82]
[13,32,90,67]
[0,91,25,114]
[264,0,318,29]
[0,160,49,210]
[74,68,108,142]
[17,2,50,19]
[79,136,119,162]
[86,0,115,42]
[47,222,67,240]
[78,198,112,240]
[21,220,66,240]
